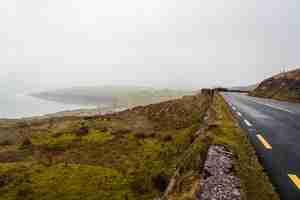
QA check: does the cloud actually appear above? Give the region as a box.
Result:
[0,0,299,89]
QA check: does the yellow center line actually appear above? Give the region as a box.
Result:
[256,134,272,149]
[288,174,300,190]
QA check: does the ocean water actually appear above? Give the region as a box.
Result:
[0,92,92,119]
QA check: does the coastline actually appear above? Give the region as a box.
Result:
[0,93,102,120]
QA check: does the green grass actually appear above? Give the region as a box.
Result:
[0,163,135,200]
[44,133,76,150]
[82,130,114,144]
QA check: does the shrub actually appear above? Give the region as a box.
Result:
[162,134,173,142]
[133,132,146,139]
[44,134,76,151]
[19,137,32,150]
[76,126,89,136]
[152,173,169,192]
[82,131,114,144]
[0,140,12,146]
[0,174,10,187]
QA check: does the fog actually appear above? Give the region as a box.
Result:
[1,0,300,91]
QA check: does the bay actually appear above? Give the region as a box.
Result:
[0,91,94,119]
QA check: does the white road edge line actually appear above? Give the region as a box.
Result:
[249,99,294,114]
[264,103,294,113]
[244,119,252,127]
[232,106,237,111]
[237,112,242,117]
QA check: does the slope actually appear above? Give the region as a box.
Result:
[251,68,300,102]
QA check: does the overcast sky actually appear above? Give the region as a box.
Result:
[0,0,299,91]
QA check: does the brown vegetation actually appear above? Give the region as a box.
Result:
[251,68,300,102]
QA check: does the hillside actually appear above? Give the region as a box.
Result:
[250,68,300,102]
[0,93,278,200]
[231,83,259,92]
[31,86,192,108]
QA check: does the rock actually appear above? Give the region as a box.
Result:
[198,145,241,200]
[0,174,10,187]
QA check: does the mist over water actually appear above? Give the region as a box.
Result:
[0,91,94,119]
[1,0,300,118]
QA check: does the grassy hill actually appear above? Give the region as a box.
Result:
[250,68,300,102]
[0,93,210,200]
[0,93,278,200]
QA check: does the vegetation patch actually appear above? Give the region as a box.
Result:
[0,163,135,200]
[36,133,77,151]
[82,130,114,144]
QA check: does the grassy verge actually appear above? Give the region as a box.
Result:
[209,94,279,200]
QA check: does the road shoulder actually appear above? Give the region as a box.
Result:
[212,94,280,200]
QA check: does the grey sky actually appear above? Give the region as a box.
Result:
[0,0,299,90]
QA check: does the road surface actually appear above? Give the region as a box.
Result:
[222,92,300,200]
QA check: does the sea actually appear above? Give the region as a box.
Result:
[0,91,93,119]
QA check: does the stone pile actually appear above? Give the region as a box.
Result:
[197,145,242,200]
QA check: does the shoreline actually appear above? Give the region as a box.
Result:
[0,105,129,121]
[1,94,105,120]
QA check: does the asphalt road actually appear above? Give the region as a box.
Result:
[222,92,300,200]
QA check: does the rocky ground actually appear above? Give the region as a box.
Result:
[198,145,241,200]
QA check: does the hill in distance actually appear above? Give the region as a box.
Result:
[250,68,300,102]
[31,85,193,106]
[231,83,259,92]
[31,86,194,115]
